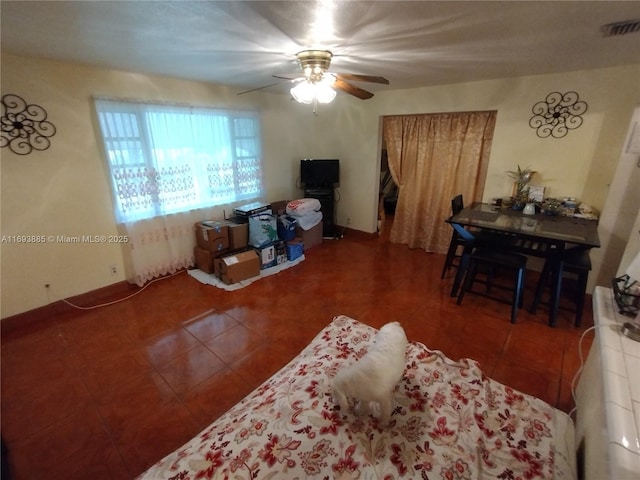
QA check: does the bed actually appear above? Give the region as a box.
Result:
[138,315,577,479]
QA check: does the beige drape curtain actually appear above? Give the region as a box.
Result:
[383,111,496,253]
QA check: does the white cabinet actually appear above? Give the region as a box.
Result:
[576,286,640,480]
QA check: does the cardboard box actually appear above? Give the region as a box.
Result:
[286,238,304,261]
[223,221,249,250]
[194,246,216,274]
[215,250,260,285]
[270,200,289,216]
[213,248,246,278]
[195,221,229,252]
[295,222,323,250]
[273,240,287,265]
[255,243,277,270]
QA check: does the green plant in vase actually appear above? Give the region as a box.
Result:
[507,165,535,209]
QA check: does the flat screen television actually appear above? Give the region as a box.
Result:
[300,159,339,187]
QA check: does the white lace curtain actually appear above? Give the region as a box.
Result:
[121,205,233,286]
[94,98,263,285]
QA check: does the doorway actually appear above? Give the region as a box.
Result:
[379,111,497,253]
[378,140,398,235]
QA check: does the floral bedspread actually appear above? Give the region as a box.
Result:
[138,315,576,480]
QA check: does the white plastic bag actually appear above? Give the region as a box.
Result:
[249,214,277,247]
[286,198,321,216]
[294,210,323,231]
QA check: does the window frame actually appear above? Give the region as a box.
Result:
[94,98,264,223]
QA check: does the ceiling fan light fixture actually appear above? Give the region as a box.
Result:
[290,75,336,105]
[315,84,336,104]
[290,81,314,104]
[296,50,332,73]
[315,75,337,103]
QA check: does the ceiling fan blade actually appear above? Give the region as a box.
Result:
[237,82,282,95]
[333,78,374,100]
[237,75,304,95]
[335,73,390,85]
[272,75,303,82]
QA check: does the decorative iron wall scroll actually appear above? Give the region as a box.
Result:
[529,91,587,138]
[1,94,56,155]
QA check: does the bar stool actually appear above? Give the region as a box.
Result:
[448,222,477,297]
[530,249,592,327]
[456,248,528,324]
[441,194,466,279]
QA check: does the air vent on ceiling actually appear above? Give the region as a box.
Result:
[601,19,640,37]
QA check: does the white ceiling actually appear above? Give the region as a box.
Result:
[2,1,639,96]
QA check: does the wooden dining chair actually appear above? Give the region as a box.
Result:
[530,249,592,327]
[440,194,466,279]
[450,222,528,323]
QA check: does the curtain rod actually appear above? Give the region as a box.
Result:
[91,95,258,114]
[382,109,498,118]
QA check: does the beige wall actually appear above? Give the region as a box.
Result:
[1,53,638,318]
[0,54,310,318]
[324,65,639,232]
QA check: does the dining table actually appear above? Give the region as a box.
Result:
[447,202,601,326]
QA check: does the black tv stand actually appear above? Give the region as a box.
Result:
[304,186,336,238]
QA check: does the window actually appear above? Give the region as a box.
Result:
[94,99,263,223]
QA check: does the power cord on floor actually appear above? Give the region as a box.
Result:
[45,269,187,310]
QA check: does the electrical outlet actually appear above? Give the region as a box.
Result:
[347,217,351,226]
[109,264,118,276]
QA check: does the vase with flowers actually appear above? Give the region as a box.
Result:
[507,165,536,210]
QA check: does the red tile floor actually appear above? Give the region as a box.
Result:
[1,224,594,479]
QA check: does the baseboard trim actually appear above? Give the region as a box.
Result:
[1,280,140,339]
[335,225,378,241]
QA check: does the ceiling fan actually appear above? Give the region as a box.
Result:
[239,50,389,108]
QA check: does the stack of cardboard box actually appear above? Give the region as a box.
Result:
[192,200,322,285]
[194,220,259,284]
[266,200,322,261]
